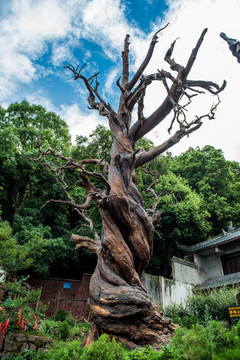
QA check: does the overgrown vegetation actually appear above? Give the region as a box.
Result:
[4,320,240,360]
[163,285,240,324]
[1,284,240,359]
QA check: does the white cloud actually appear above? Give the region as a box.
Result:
[59,103,105,142]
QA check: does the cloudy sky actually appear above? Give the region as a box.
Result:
[0,0,239,161]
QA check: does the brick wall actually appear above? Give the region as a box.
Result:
[28,274,91,319]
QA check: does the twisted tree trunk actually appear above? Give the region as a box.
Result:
[85,135,176,348]
[36,27,226,348]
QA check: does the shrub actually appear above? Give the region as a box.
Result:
[171,314,200,329]
[45,339,83,360]
[6,348,46,359]
[57,320,70,340]
[171,324,211,360]
[0,279,46,334]
[54,309,69,322]
[128,345,161,360]
[163,285,240,323]
[38,318,59,338]
[170,318,238,360]
[81,334,128,360]
[187,286,240,322]
[213,347,240,360]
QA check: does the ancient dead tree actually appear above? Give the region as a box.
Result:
[34,28,226,348]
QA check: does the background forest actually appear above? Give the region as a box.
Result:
[1,100,240,281]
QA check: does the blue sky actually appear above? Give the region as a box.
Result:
[0,0,240,161]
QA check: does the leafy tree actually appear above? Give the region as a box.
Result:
[0,219,45,279]
[170,145,240,234]
[0,100,71,226]
[145,172,210,277]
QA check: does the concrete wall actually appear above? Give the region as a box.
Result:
[141,272,193,309]
[194,253,223,282]
[171,256,201,285]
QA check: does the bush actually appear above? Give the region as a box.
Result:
[127,345,174,360]
[45,339,83,360]
[171,314,200,329]
[164,286,240,323]
[128,345,161,360]
[57,320,70,340]
[170,318,239,360]
[187,286,240,322]
[171,324,211,360]
[81,334,128,360]
[54,309,69,322]
[0,279,46,334]
[213,347,240,360]
[6,348,46,359]
[38,318,59,338]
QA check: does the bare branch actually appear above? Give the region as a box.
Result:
[122,34,130,87]
[182,28,208,79]
[127,23,169,91]
[164,38,184,73]
[70,234,100,254]
[185,79,227,94]
[41,192,97,210]
[135,98,221,168]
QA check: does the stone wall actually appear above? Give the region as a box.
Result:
[0,332,53,359]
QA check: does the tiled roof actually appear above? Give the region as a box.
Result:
[179,227,240,254]
[196,272,240,290]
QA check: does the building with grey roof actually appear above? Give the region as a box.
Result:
[171,226,240,290]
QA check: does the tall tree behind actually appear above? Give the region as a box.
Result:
[0,101,71,227]
[170,145,240,234]
[36,28,226,348]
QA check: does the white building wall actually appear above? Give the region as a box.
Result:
[141,272,193,309]
[194,253,223,282]
[171,257,201,285]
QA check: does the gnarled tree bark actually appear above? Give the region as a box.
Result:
[34,28,226,348]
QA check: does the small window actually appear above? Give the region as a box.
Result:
[221,252,240,275]
[63,282,72,289]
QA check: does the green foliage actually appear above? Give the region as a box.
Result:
[38,316,90,342]
[54,309,69,322]
[82,334,128,360]
[0,101,71,226]
[171,324,211,360]
[147,172,210,276]
[170,319,240,360]
[57,320,71,340]
[164,286,240,323]
[72,124,113,163]
[171,314,200,329]
[128,345,166,360]
[45,340,83,360]
[37,318,59,339]
[0,279,46,334]
[6,348,46,359]
[214,347,240,360]
[170,145,240,234]
[0,219,49,279]
[186,286,240,322]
